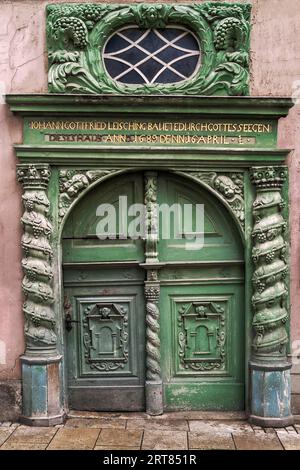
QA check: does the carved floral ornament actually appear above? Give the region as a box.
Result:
[47,2,251,95]
[58,168,118,221]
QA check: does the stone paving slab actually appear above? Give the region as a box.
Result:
[0,422,19,428]
[68,411,149,420]
[65,418,126,429]
[265,428,277,434]
[68,411,246,421]
[189,420,253,434]
[96,429,143,448]
[1,416,300,450]
[233,432,283,450]
[276,430,300,450]
[142,430,188,450]
[47,428,99,450]
[94,446,140,450]
[127,418,189,431]
[0,429,16,446]
[188,432,235,450]
[1,442,48,450]
[3,426,57,446]
[294,424,300,433]
[285,426,297,434]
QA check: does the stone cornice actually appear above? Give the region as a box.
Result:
[6,94,294,118]
[13,145,291,167]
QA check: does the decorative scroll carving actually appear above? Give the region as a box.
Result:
[46,3,250,96]
[144,172,161,378]
[82,302,129,372]
[250,166,289,358]
[17,164,56,353]
[177,301,226,372]
[184,171,245,228]
[145,284,161,381]
[58,169,117,221]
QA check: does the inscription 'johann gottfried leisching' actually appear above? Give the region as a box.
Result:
[27,119,273,147]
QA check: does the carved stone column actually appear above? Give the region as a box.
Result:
[17,164,64,425]
[249,166,293,427]
[142,172,163,415]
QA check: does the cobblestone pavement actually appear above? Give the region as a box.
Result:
[0,412,300,450]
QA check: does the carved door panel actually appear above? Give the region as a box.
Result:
[64,276,145,410]
[157,173,245,410]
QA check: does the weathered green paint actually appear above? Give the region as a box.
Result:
[157,173,245,410]
[20,357,64,426]
[250,362,293,427]
[7,93,294,425]
[62,171,245,411]
[249,166,294,427]
[62,173,146,410]
[46,3,251,96]
[23,116,276,149]
[251,167,289,360]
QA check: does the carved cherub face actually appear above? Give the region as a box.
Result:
[214,176,235,198]
[66,175,88,196]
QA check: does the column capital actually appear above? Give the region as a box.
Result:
[17,164,51,190]
[250,166,287,189]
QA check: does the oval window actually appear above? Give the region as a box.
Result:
[103,26,201,85]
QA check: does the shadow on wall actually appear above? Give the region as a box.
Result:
[0,381,22,422]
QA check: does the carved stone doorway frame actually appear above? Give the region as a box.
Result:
[7,94,294,427]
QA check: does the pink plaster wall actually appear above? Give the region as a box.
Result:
[0,0,300,381]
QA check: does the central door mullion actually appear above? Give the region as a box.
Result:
[141,171,164,415]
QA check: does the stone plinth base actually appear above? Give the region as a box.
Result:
[146,380,163,416]
[20,354,65,426]
[249,360,294,428]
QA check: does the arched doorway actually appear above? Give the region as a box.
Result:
[62,171,245,411]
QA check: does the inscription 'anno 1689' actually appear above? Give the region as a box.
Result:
[27,119,273,146]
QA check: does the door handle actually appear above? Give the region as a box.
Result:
[64,298,79,332]
[65,312,79,332]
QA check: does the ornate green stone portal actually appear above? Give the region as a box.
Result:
[6,2,295,427]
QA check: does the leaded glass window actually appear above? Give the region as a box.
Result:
[103,26,201,85]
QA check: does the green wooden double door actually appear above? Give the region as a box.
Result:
[62,172,245,411]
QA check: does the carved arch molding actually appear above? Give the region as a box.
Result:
[58,168,245,229]
[17,163,288,362]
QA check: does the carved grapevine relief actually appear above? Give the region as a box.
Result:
[251,166,289,358]
[184,171,245,228]
[17,164,56,352]
[47,2,251,96]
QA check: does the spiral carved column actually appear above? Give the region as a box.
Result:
[249,166,293,427]
[145,284,161,381]
[143,172,163,415]
[17,164,64,426]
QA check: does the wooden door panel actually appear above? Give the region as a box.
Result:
[66,282,145,410]
[160,282,245,410]
[62,170,245,412]
[62,172,144,263]
[158,173,245,411]
[157,173,243,262]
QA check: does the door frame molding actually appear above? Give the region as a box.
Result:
[7,94,294,426]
